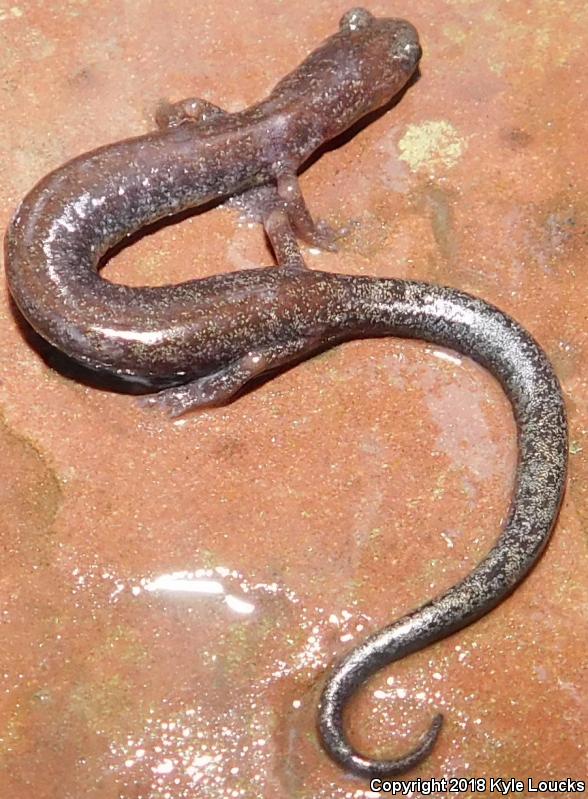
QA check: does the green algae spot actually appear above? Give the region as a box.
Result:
[398,120,467,175]
[100,624,149,664]
[198,548,218,569]
[68,674,134,732]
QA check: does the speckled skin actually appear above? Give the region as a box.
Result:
[4,7,567,780]
[5,7,421,397]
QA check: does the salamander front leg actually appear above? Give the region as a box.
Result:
[263,208,308,270]
[276,170,339,252]
[154,98,228,129]
[140,338,317,416]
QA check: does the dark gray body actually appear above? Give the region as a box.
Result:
[4,7,567,780]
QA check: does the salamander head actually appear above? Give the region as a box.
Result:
[339,8,421,68]
[340,7,421,98]
[258,8,422,163]
[312,8,422,139]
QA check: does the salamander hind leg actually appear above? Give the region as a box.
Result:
[140,357,265,416]
[154,97,228,129]
[140,338,317,416]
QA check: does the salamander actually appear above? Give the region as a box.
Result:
[4,7,567,780]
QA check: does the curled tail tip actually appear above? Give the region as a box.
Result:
[320,711,444,779]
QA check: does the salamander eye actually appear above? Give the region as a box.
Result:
[339,7,374,32]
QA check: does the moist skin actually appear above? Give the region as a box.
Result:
[4,7,567,779]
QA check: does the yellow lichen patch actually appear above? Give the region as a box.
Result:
[0,6,24,21]
[398,121,467,175]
